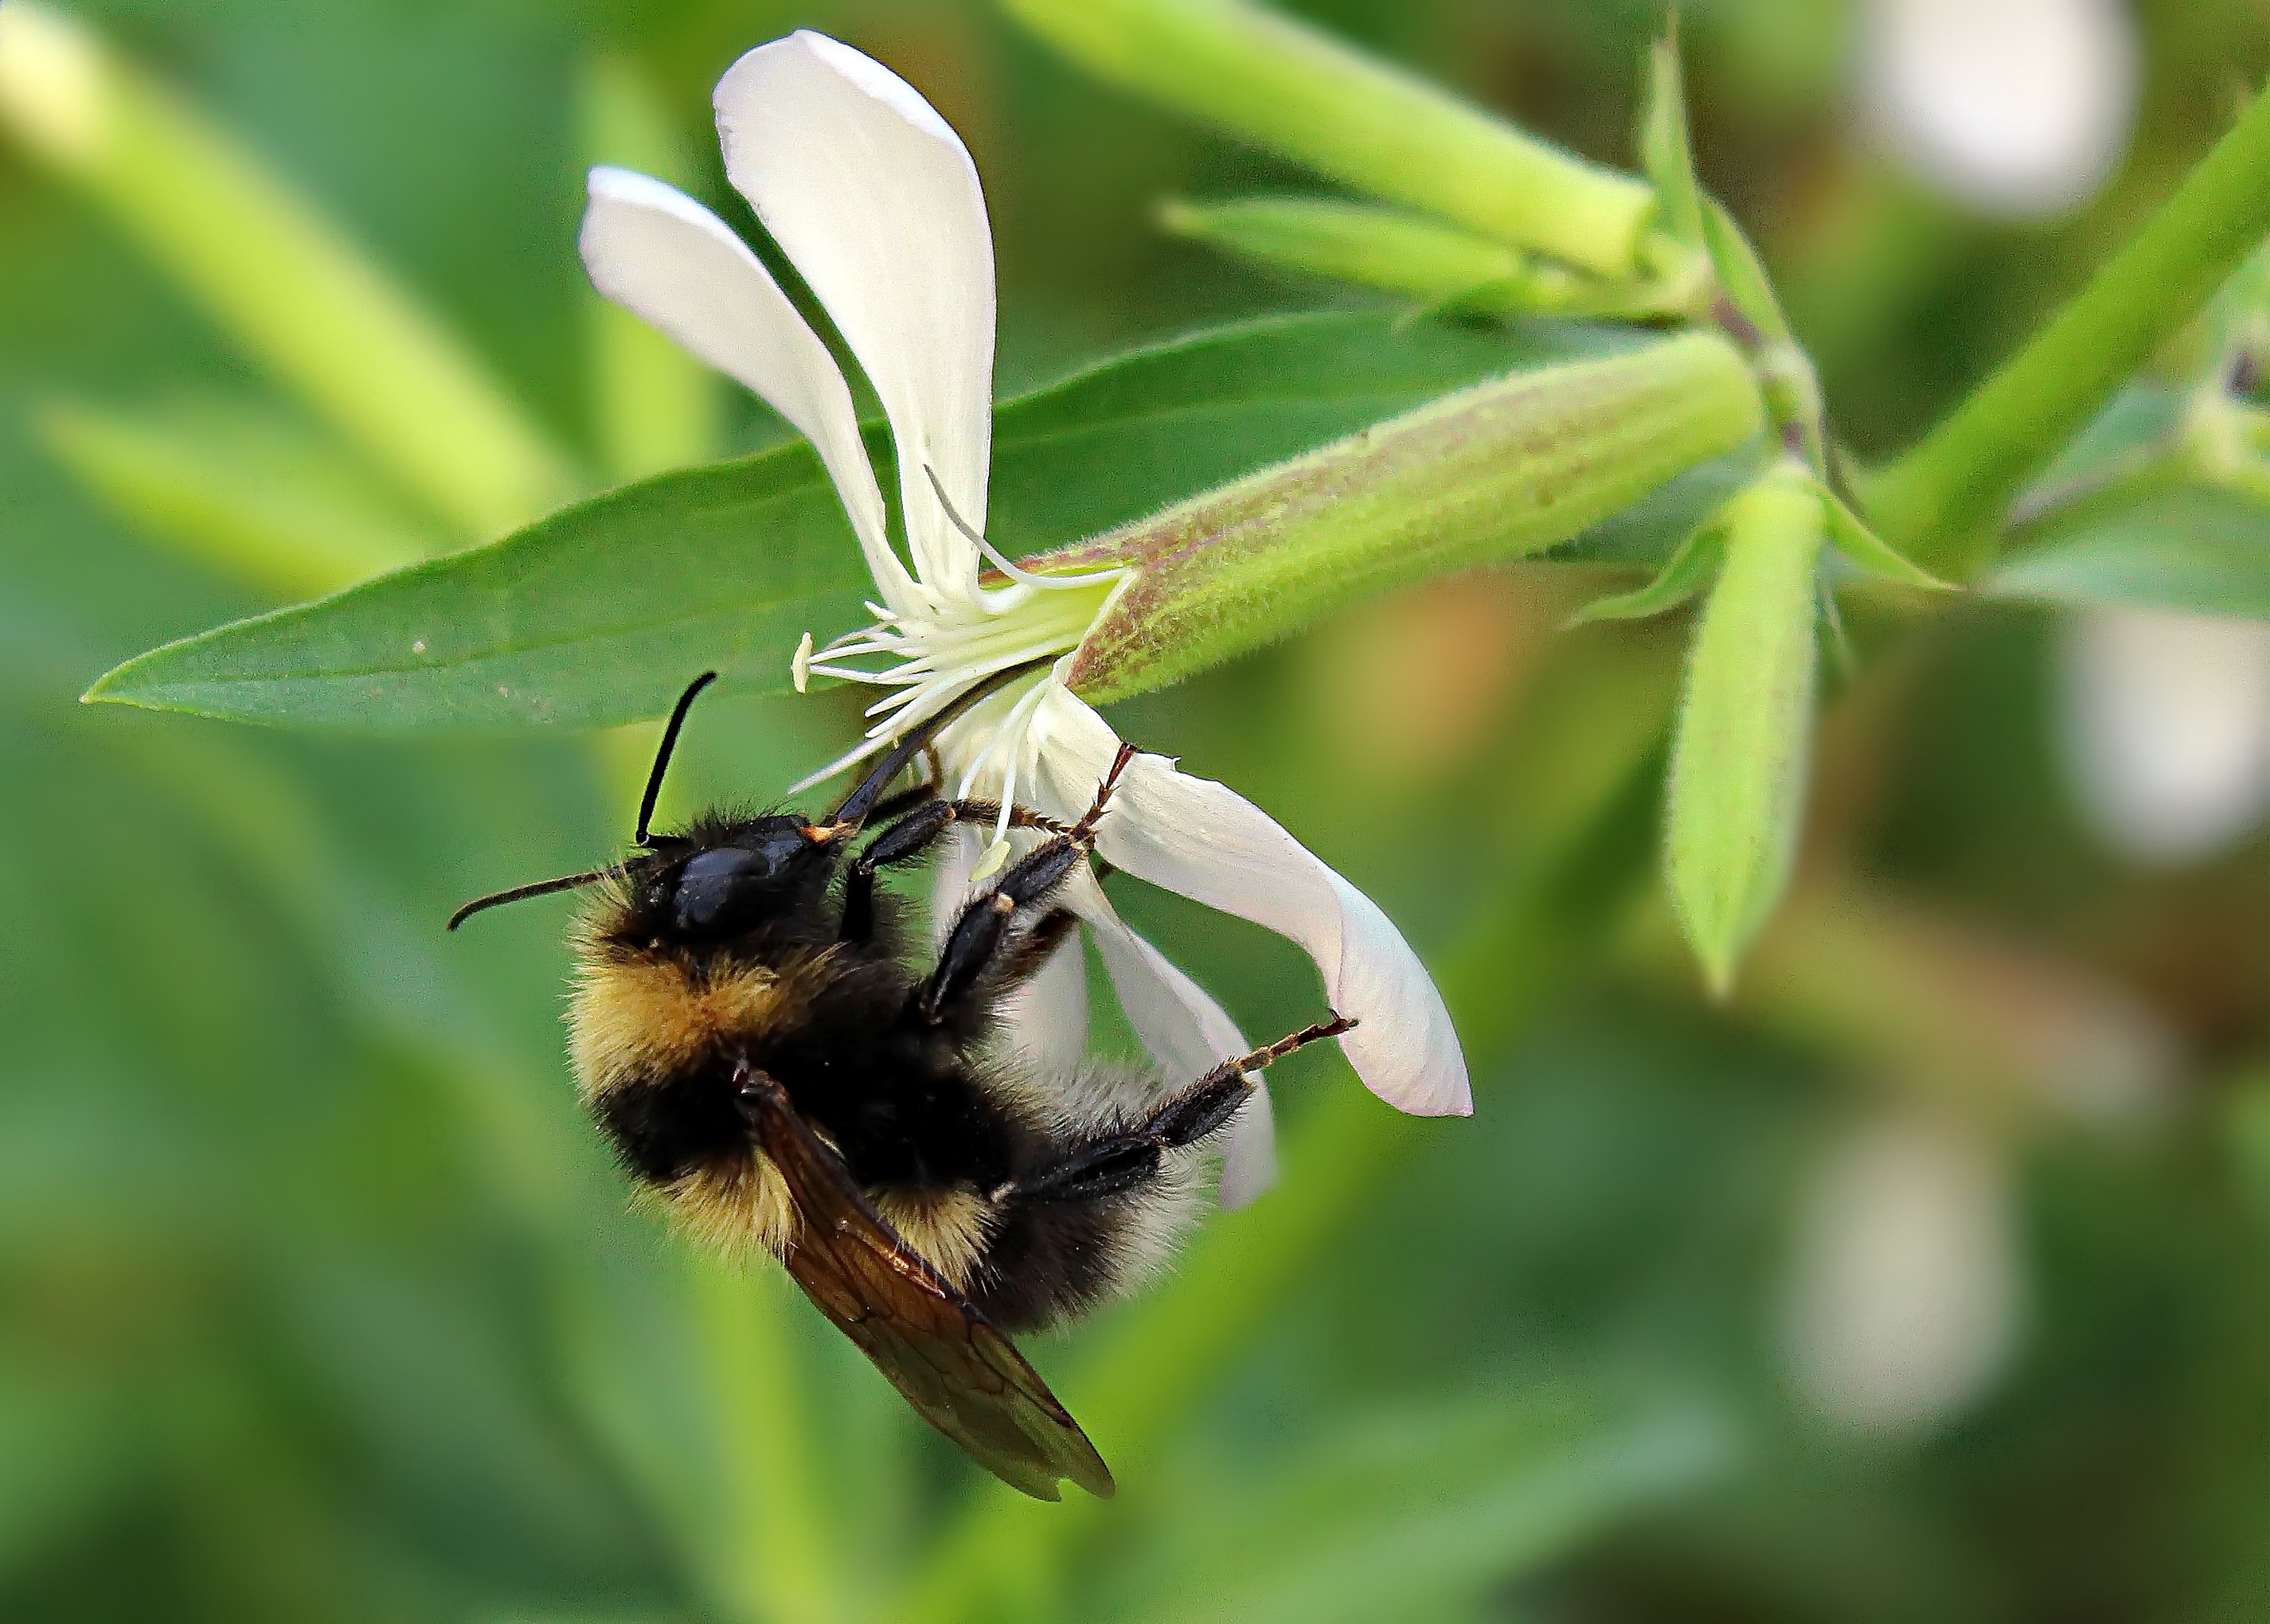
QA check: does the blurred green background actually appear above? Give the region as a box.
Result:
[3,1,2268,1619]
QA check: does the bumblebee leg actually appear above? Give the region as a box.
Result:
[919,837,1086,1020]
[916,746,1139,1019]
[994,906,1080,990]
[963,1013,1354,1330]
[1006,1017,1354,1204]
[861,744,947,826]
[840,796,1068,944]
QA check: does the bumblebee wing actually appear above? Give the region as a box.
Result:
[738,1068,1115,1501]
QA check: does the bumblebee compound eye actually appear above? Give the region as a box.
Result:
[670,846,772,935]
[666,821,826,938]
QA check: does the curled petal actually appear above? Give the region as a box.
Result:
[1060,867,1276,1210]
[577,167,914,608]
[1029,691,1471,1118]
[715,32,994,597]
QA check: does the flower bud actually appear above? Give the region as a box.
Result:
[1666,461,1827,995]
[1160,196,1679,318]
[1029,332,1767,705]
[1005,0,1657,278]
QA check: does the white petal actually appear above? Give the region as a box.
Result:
[578,167,914,605]
[1030,691,1471,1118]
[1060,867,1276,1209]
[715,33,994,597]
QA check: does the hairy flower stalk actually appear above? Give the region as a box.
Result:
[572,31,1775,1200]
[1040,330,1761,704]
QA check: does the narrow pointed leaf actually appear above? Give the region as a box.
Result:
[86,313,1639,730]
[1639,33,1706,248]
[1702,201,1795,348]
[1566,521,1725,626]
[1823,492,1955,591]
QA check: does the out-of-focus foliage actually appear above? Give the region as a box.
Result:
[2,2,2265,1622]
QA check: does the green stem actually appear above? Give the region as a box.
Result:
[685,1259,848,1624]
[0,4,579,538]
[1867,83,2270,576]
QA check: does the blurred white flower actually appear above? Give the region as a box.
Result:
[1783,1111,2023,1434]
[576,31,1471,1203]
[1860,0,2138,217]
[2061,607,2270,863]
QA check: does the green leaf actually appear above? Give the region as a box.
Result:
[37,395,440,599]
[88,311,1624,730]
[1106,1388,1733,1624]
[1566,521,1725,625]
[1666,463,1826,995]
[1823,491,1955,590]
[1638,30,1706,248]
[1636,28,1795,351]
[1989,483,2270,618]
[2020,381,2184,505]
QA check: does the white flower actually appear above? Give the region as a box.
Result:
[1781,1111,2022,1434]
[2059,607,2270,863]
[1860,0,2137,218]
[577,30,1471,1204]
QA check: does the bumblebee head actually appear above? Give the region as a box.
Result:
[450,659,1049,935]
[647,814,845,941]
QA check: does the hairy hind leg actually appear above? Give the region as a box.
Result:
[968,1016,1354,1330]
[1005,1017,1353,1204]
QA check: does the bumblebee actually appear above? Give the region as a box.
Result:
[450,664,1349,1498]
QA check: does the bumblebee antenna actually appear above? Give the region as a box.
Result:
[447,866,619,931]
[448,670,718,931]
[638,670,718,845]
[830,655,1057,830]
